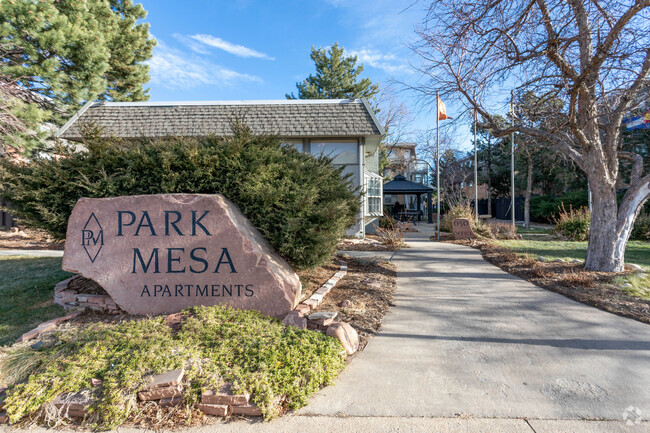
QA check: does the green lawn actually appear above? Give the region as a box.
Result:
[515,227,553,234]
[494,239,650,271]
[0,256,71,346]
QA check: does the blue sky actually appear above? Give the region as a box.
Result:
[138,0,453,142]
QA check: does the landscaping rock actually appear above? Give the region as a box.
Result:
[90,378,103,388]
[52,390,93,414]
[281,311,307,329]
[629,263,643,271]
[294,303,311,316]
[0,412,8,424]
[230,402,263,416]
[326,322,359,355]
[554,258,566,262]
[338,299,351,308]
[138,369,184,401]
[159,396,183,408]
[142,368,184,390]
[197,403,229,417]
[537,256,546,262]
[202,383,250,406]
[137,385,183,401]
[30,340,44,350]
[571,259,583,263]
[62,194,302,317]
[308,311,338,321]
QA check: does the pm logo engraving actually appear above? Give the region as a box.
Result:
[82,212,104,263]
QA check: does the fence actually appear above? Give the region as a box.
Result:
[1,200,16,228]
[476,196,525,221]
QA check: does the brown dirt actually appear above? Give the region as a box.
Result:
[296,258,340,299]
[447,239,650,324]
[0,227,63,250]
[311,255,397,351]
[336,234,390,252]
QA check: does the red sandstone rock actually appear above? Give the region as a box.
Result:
[452,218,477,240]
[202,383,250,405]
[143,369,184,390]
[0,411,8,423]
[230,403,263,416]
[137,385,183,401]
[281,311,307,329]
[326,322,359,355]
[62,194,301,317]
[294,304,311,316]
[52,390,93,415]
[90,378,103,388]
[197,403,229,416]
[159,396,183,408]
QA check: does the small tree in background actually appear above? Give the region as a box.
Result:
[287,42,379,100]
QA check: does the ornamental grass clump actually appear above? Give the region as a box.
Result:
[553,204,590,241]
[0,305,347,429]
[0,123,359,270]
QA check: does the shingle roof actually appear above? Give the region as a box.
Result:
[383,175,433,194]
[57,99,383,142]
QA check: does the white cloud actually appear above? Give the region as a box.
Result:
[148,41,262,90]
[189,34,275,60]
[348,48,409,75]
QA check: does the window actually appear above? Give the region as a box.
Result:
[365,171,383,217]
[310,141,358,164]
[404,149,411,159]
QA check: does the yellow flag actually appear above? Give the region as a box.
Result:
[437,96,452,120]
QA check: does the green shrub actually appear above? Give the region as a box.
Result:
[553,204,590,241]
[0,125,359,270]
[631,212,650,241]
[530,190,588,223]
[2,305,346,428]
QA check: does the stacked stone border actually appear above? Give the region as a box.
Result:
[54,276,121,314]
[282,260,359,355]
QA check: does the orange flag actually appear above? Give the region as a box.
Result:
[437,96,452,120]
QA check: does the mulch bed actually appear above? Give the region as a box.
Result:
[0,227,63,250]
[296,258,340,299]
[336,234,390,252]
[447,239,650,324]
[311,255,397,351]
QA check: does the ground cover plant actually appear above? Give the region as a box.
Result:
[0,256,70,345]
[1,305,347,429]
[0,125,359,270]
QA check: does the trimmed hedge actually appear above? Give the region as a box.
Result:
[0,125,360,269]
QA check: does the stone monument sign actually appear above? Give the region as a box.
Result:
[63,194,301,317]
[452,218,477,240]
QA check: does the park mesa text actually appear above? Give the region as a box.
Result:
[115,210,254,298]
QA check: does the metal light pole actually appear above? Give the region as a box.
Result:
[510,90,516,227]
[473,109,479,223]
[436,90,441,240]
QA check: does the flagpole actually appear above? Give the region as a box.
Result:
[473,108,478,223]
[510,89,516,227]
[436,90,441,240]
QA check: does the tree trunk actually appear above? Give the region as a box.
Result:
[524,156,533,229]
[584,170,621,272]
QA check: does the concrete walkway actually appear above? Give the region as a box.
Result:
[300,230,650,431]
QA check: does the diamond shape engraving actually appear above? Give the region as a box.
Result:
[81,212,104,263]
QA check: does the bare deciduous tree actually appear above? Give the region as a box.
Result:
[410,0,650,272]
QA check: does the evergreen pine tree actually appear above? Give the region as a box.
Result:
[287,42,378,100]
[0,0,155,148]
